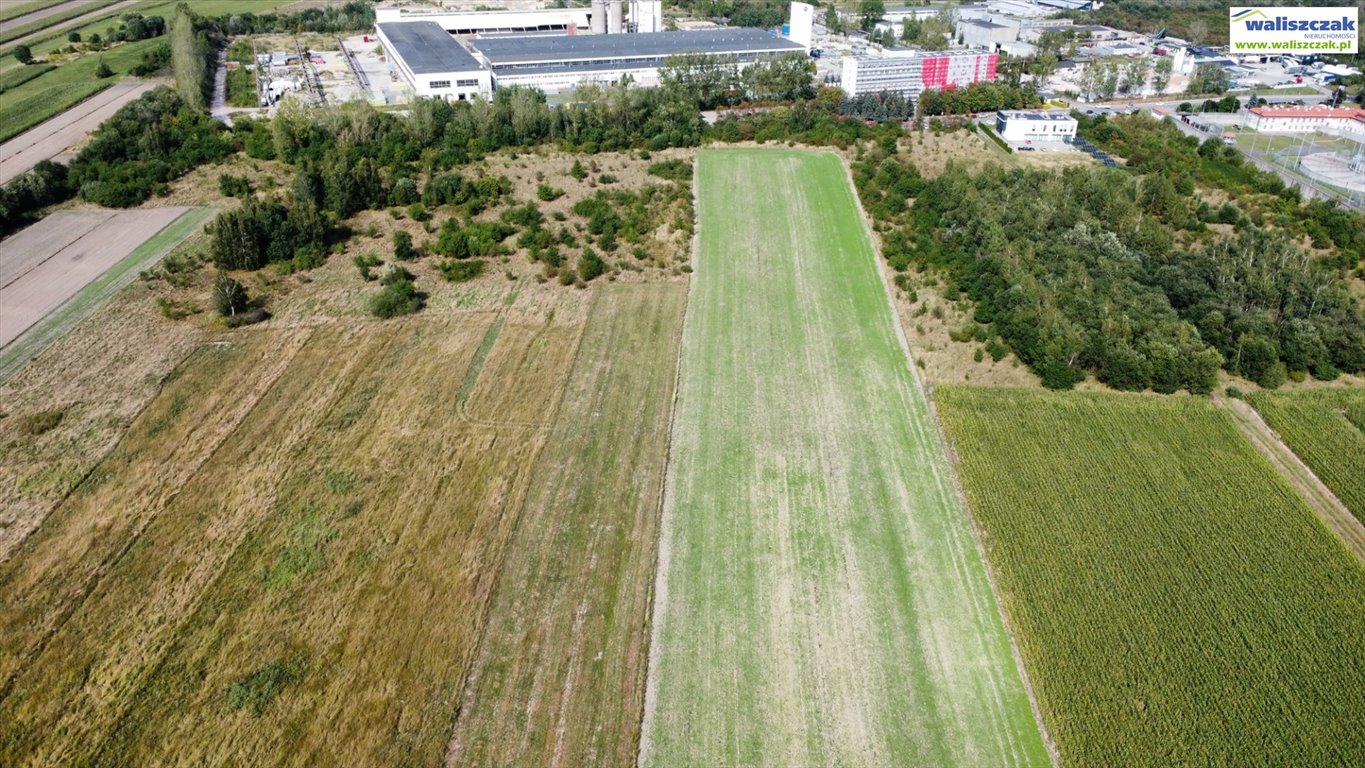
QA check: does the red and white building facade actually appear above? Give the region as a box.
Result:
[841,50,998,102]
[1247,105,1365,141]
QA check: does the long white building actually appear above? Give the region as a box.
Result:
[841,50,999,101]
[1248,106,1365,140]
[374,1,662,36]
[377,21,807,98]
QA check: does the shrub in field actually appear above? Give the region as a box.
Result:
[536,183,564,201]
[393,230,416,261]
[20,409,64,436]
[211,271,250,316]
[370,264,423,317]
[647,158,693,182]
[578,247,605,282]
[437,258,486,282]
[218,174,251,198]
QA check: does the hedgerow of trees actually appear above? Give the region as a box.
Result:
[854,122,1365,392]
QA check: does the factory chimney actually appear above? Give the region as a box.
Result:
[591,0,606,34]
[608,0,623,34]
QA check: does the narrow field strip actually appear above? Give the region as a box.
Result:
[640,149,1048,768]
[936,387,1365,766]
[446,283,687,768]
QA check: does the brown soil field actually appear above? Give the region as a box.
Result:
[0,206,188,347]
[0,208,110,285]
[0,81,157,184]
[445,283,686,768]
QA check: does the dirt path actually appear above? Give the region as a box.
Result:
[0,207,187,347]
[0,0,99,34]
[0,81,156,184]
[1220,396,1365,562]
[2,0,139,48]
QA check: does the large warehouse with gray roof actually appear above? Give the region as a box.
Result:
[375,18,807,100]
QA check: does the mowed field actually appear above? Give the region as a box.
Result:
[936,387,1365,766]
[640,150,1048,767]
[0,206,190,347]
[1248,389,1365,524]
[0,280,683,766]
[446,284,686,768]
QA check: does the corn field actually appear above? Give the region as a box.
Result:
[1248,389,1365,524]
[936,386,1365,767]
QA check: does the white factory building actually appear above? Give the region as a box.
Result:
[470,29,807,92]
[995,110,1078,142]
[377,20,807,99]
[1248,106,1365,140]
[841,50,999,101]
[375,21,491,101]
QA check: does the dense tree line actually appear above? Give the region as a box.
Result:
[220,1,376,36]
[1078,113,1362,261]
[68,86,232,207]
[854,149,1365,391]
[169,6,222,111]
[669,0,788,29]
[658,53,816,109]
[209,195,327,271]
[841,91,915,122]
[0,161,70,237]
[916,81,1041,117]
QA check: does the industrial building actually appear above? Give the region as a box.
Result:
[995,110,1078,142]
[375,21,491,101]
[376,18,807,99]
[840,50,998,101]
[469,28,806,91]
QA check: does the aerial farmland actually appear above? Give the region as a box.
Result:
[2,1,1365,766]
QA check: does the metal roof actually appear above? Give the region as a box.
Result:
[471,28,804,65]
[1000,110,1077,121]
[379,21,482,74]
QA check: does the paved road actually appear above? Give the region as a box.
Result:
[0,80,156,184]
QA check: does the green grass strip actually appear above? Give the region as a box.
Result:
[0,206,214,383]
[456,316,504,405]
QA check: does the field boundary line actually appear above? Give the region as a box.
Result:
[839,155,1060,767]
[634,152,699,768]
[1220,396,1365,563]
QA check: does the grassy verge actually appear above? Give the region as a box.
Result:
[0,0,126,48]
[980,123,1013,153]
[1247,388,1365,524]
[937,386,1365,767]
[0,207,213,383]
[641,149,1048,767]
[0,62,53,92]
[448,283,686,767]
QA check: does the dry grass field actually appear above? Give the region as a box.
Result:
[0,255,691,767]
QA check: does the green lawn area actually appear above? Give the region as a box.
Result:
[640,149,1048,767]
[0,37,157,143]
[936,386,1365,767]
[0,207,214,383]
[1248,388,1365,524]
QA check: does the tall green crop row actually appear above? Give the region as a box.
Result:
[1248,389,1365,524]
[936,386,1365,768]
